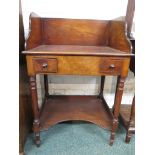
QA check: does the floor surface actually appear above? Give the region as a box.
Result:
[24,122,135,155]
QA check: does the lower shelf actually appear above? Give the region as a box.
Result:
[40,95,113,131]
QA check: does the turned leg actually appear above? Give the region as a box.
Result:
[125,129,132,143]
[99,76,105,98]
[125,95,135,143]
[110,76,126,145]
[110,118,118,146]
[29,76,41,147]
[111,77,119,113]
[44,75,49,98]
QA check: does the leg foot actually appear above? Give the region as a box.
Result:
[36,142,41,147]
[36,141,41,147]
[109,132,115,146]
[109,118,118,145]
[33,120,41,147]
[35,132,41,147]
[125,131,132,143]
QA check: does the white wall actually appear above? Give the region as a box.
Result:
[21,0,134,107]
[21,0,128,38]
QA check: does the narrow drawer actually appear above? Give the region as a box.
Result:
[33,58,58,73]
[99,58,123,75]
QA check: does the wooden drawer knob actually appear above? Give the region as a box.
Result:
[109,64,115,69]
[42,63,48,69]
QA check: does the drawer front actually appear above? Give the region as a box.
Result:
[99,58,123,74]
[27,56,125,76]
[33,58,58,73]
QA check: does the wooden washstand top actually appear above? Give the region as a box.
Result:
[24,12,133,57]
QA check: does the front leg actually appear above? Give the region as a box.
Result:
[29,76,41,147]
[110,76,126,145]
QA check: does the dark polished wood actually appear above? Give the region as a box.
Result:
[29,76,40,147]
[40,96,113,130]
[19,65,33,153]
[119,0,135,142]
[33,58,58,73]
[23,13,132,146]
[25,12,131,52]
[129,36,135,73]
[26,55,130,76]
[120,37,135,143]
[23,45,133,56]
[110,76,126,145]
[19,0,33,153]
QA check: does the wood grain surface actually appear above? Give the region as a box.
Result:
[40,96,113,130]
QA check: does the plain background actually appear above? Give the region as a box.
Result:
[21,0,129,37]
[0,0,155,155]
